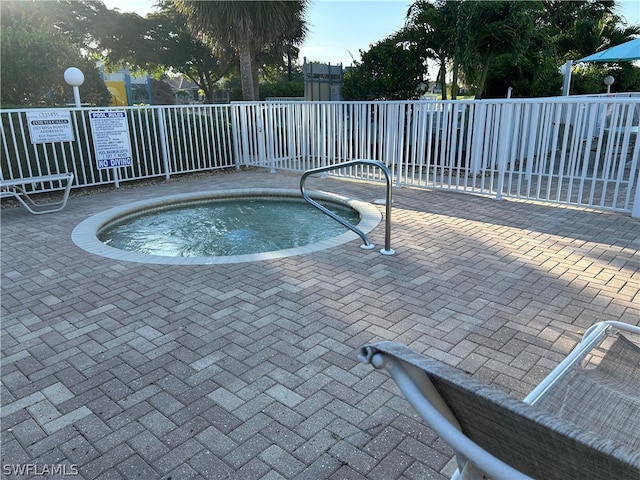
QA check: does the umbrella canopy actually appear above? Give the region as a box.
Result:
[577,38,640,63]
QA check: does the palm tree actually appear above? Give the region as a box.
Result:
[403,0,455,99]
[457,0,538,98]
[171,0,308,101]
[540,0,624,59]
[564,11,640,58]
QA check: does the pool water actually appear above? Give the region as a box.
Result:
[98,197,361,257]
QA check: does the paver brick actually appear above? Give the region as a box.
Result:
[228,457,271,479]
[115,453,161,479]
[189,449,234,479]
[2,170,638,479]
[328,440,377,475]
[9,418,47,448]
[224,434,273,469]
[260,444,306,477]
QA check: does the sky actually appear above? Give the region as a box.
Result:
[102,0,640,67]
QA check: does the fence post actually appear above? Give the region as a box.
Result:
[230,103,241,170]
[157,108,171,179]
[525,102,539,181]
[633,174,640,218]
[255,104,272,173]
[470,102,486,176]
[495,102,513,200]
[633,136,640,218]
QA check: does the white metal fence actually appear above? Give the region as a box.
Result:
[2,97,639,216]
[233,97,639,216]
[1,105,234,190]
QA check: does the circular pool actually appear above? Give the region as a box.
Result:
[72,189,381,265]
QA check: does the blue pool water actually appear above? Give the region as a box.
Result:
[98,197,361,257]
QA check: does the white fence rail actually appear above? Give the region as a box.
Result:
[2,97,639,216]
[1,105,234,191]
[233,97,639,216]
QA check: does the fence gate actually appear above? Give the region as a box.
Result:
[232,102,303,172]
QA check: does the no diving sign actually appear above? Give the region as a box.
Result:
[89,111,133,169]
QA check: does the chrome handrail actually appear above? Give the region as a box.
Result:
[300,160,394,255]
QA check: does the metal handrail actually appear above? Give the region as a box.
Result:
[300,159,394,255]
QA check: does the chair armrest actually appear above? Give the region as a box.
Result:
[0,173,74,188]
[360,344,533,480]
[524,321,640,404]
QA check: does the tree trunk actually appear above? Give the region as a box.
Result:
[238,44,257,101]
[192,73,211,104]
[252,65,260,101]
[451,61,459,99]
[439,63,447,100]
[202,75,214,104]
[474,60,490,99]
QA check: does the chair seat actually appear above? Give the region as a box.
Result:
[534,334,640,450]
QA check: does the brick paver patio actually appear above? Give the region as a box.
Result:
[2,169,639,479]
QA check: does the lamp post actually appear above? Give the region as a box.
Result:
[64,67,85,107]
[604,75,615,94]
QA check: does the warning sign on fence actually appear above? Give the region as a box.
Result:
[89,111,133,169]
[27,110,74,144]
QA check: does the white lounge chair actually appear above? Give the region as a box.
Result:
[360,321,640,480]
[1,173,74,214]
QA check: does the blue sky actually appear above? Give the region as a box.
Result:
[300,1,410,65]
[104,0,640,67]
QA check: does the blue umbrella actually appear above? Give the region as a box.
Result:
[577,38,640,63]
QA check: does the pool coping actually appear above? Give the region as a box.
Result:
[71,188,382,265]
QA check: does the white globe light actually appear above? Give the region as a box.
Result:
[604,75,615,86]
[64,67,85,87]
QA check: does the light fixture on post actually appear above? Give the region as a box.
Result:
[64,67,85,107]
[604,75,615,94]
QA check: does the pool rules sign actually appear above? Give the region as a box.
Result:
[89,111,133,169]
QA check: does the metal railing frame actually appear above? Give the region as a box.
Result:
[300,159,394,255]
